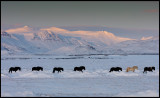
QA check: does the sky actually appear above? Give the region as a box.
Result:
[1,1,159,30]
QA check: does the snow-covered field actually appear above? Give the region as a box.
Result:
[1,54,159,97]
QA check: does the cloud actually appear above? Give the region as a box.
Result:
[144,9,158,13]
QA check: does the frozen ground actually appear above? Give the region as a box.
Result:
[1,54,159,97]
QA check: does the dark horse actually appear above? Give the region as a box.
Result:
[9,67,21,73]
[109,67,122,72]
[53,67,64,73]
[74,66,86,72]
[143,66,155,73]
[32,66,43,71]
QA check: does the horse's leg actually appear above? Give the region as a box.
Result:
[143,71,147,73]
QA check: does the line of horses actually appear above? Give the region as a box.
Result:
[109,66,155,73]
[8,66,155,74]
[8,66,86,73]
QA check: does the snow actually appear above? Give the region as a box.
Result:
[116,90,159,97]
[2,26,158,55]
[1,26,159,97]
[1,54,159,97]
[5,26,32,33]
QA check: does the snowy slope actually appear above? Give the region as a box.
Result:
[1,31,49,54]
[103,36,159,54]
[1,26,159,55]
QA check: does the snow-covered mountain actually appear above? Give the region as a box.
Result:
[1,26,159,55]
[103,37,159,55]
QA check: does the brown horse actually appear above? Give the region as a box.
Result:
[126,66,138,72]
[133,66,138,70]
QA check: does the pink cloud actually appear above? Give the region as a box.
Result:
[144,9,158,13]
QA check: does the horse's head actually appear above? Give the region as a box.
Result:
[133,66,138,70]
[109,69,112,72]
[152,67,155,70]
[74,67,77,71]
[9,68,12,73]
[53,69,55,73]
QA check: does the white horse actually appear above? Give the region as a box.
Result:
[126,66,138,72]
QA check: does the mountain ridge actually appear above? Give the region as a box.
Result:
[1,26,159,55]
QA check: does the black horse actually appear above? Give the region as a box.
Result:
[9,67,21,73]
[53,67,64,73]
[32,66,43,71]
[80,66,85,70]
[74,66,86,72]
[152,66,155,70]
[109,67,122,72]
[143,66,155,73]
